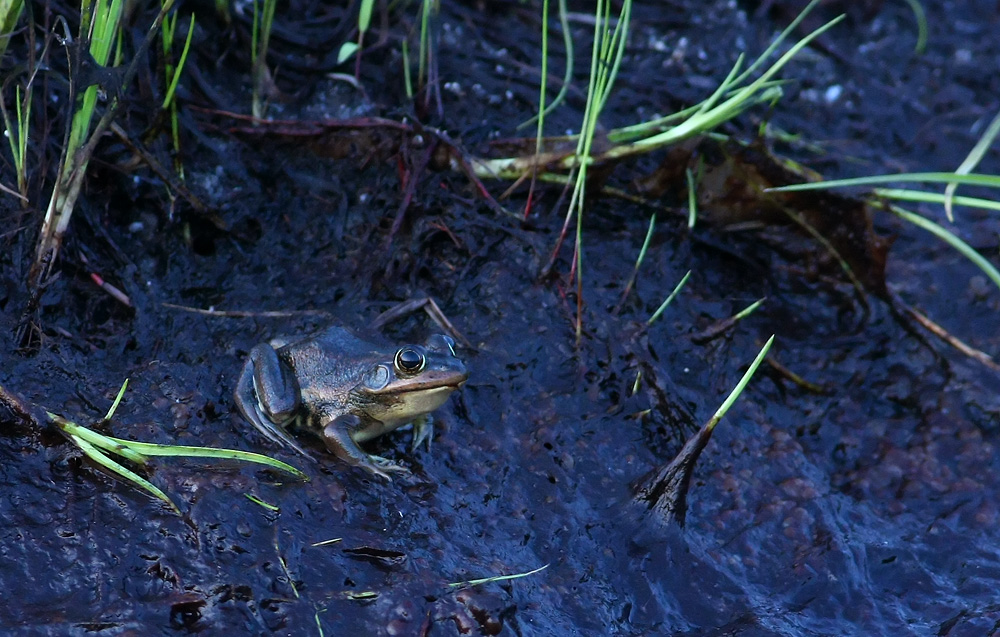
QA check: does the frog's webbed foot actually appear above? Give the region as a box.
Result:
[366,455,412,481]
[411,415,434,453]
[322,415,410,480]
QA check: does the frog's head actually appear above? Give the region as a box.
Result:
[353,334,468,424]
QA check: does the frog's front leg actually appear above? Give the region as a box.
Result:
[322,415,410,480]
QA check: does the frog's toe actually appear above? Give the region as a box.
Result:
[410,415,435,452]
[363,455,411,480]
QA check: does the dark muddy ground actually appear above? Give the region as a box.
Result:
[2,0,1000,635]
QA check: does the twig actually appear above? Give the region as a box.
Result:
[162,303,333,318]
[896,300,999,371]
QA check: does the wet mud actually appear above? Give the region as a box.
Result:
[1,0,999,634]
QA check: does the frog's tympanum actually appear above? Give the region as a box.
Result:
[234,327,468,478]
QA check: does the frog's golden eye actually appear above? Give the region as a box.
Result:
[394,347,425,374]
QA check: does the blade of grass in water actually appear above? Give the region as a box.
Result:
[55,413,149,464]
[246,493,280,511]
[448,564,549,589]
[50,380,308,514]
[768,177,1000,295]
[769,172,1000,192]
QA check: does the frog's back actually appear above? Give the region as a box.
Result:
[279,327,381,409]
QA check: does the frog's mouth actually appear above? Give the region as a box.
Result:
[384,369,469,394]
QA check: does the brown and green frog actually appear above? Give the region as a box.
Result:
[234,326,468,479]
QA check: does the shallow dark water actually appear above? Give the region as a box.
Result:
[2,0,999,635]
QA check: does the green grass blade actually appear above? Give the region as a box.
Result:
[104,378,129,420]
[706,335,774,433]
[311,537,343,547]
[162,13,196,109]
[901,0,927,55]
[518,0,573,130]
[448,564,549,589]
[686,166,698,228]
[0,0,24,60]
[71,434,180,512]
[769,172,1000,192]
[245,493,280,510]
[401,39,412,97]
[944,107,1000,220]
[608,80,788,144]
[733,298,765,321]
[695,53,745,116]
[632,15,843,150]
[101,437,308,479]
[338,42,358,64]
[648,270,692,325]
[53,414,149,464]
[596,0,631,113]
[874,188,1000,213]
[731,0,821,86]
[888,204,1000,294]
[358,0,373,32]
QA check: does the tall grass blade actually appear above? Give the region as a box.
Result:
[162,13,195,109]
[518,0,572,130]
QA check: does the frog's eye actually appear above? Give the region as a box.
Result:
[394,347,425,374]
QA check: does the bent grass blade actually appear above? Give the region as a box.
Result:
[769,175,1000,295]
[943,106,1000,221]
[50,380,307,513]
[70,434,181,513]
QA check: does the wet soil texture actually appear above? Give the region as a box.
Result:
[1,0,999,635]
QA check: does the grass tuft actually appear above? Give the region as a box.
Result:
[52,380,306,513]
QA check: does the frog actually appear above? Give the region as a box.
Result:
[234,326,468,479]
